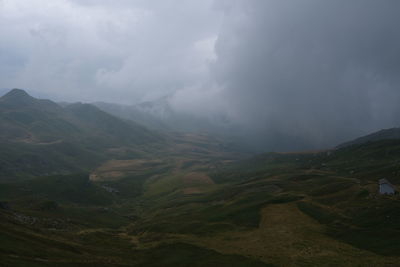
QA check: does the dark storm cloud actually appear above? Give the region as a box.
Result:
[209,0,400,150]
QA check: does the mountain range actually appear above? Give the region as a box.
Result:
[0,88,400,266]
[0,89,162,178]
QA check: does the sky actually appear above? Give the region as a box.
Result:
[1,0,400,150]
[0,0,221,102]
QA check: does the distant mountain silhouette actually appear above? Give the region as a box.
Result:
[1,88,33,102]
[337,127,400,148]
[94,97,235,135]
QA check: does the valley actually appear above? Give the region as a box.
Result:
[0,90,400,266]
[2,1,400,266]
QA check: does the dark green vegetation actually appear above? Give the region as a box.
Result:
[1,89,400,266]
[0,147,267,265]
[0,89,162,179]
[337,127,400,148]
[211,140,400,258]
[2,139,400,266]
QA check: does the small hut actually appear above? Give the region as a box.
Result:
[379,179,396,195]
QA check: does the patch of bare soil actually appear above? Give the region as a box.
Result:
[183,172,214,185]
[182,187,204,194]
[182,172,214,195]
[90,159,164,182]
[17,135,63,145]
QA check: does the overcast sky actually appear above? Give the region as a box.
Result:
[1,0,400,150]
[0,0,221,102]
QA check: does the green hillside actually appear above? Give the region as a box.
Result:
[208,140,400,259]
[0,89,163,179]
[337,127,400,148]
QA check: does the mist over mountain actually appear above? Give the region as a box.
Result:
[2,89,400,266]
[94,97,237,140]
[208,0,400,150]
[2,2,400,265]
[2,0,400,151]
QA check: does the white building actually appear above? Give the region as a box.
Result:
[379,179,396,195]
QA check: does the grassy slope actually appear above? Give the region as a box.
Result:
[127,139,400,265]
[1,137,400,266]
[0,133,268,266]
[0,90,164,179]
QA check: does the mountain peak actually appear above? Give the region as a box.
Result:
[0,88,36,106]
[1,88,33,99]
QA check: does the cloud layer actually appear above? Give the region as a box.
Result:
[0,0,219,102]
